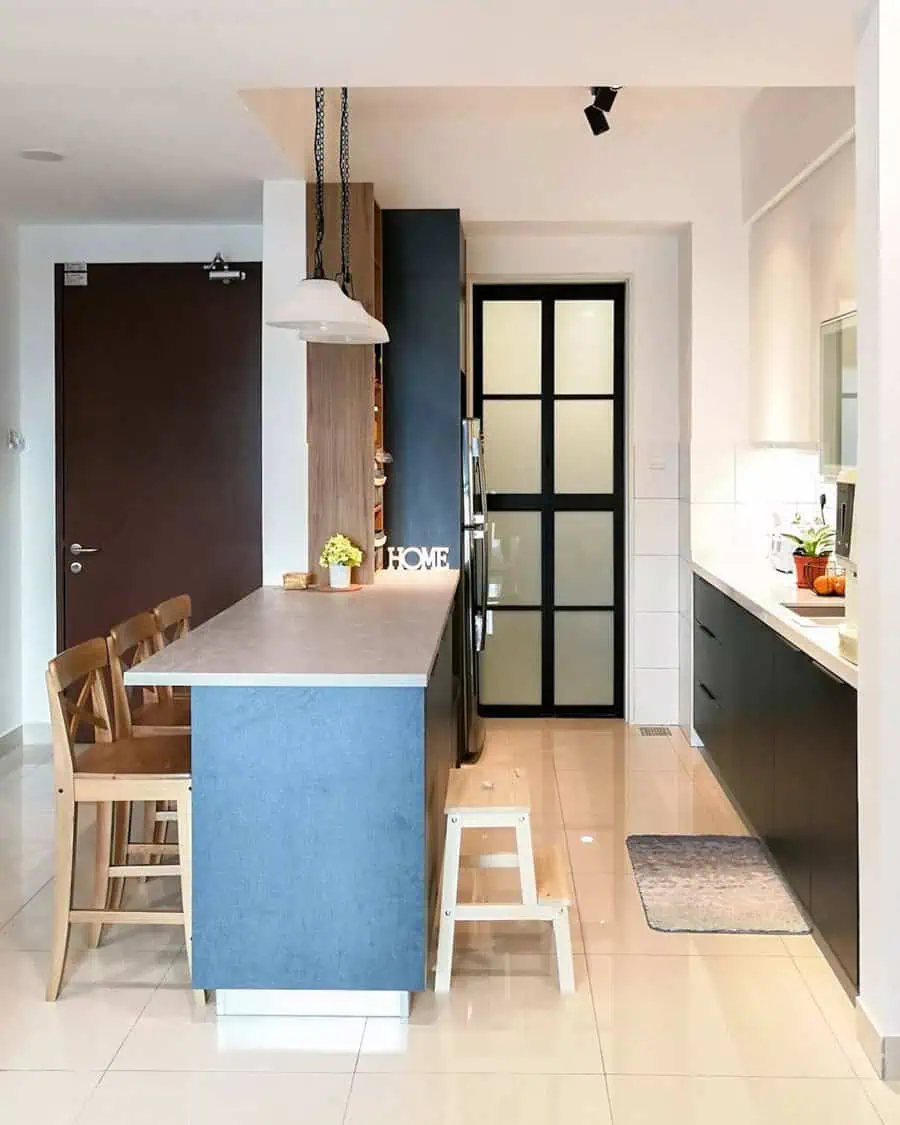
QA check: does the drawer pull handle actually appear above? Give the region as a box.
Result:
[698,623,717,640]
[699,682,717,702]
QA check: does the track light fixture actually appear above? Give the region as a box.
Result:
[584,86,620,136]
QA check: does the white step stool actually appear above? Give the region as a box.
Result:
[434,763,575,994]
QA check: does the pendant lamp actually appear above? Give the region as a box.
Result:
[267,88,389,345]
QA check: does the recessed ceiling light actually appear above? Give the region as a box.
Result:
[19,148,65,163]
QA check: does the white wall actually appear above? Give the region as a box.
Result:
[855,0,900,1073]
[261,182,308,583]
[468,230,681,724]
[741,87,855,222]
[0,222,21,740]
[749,141,856,447]
[18,222,262,730]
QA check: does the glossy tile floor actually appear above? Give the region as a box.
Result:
[1,722,897,1123]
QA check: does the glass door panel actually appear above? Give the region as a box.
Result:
[481,611,542,705]
[555,511,614,606]
[482,300,542,394]
[555,300,615,394]
[555,612,615,706]
[482,399,542,493]
[487,511,541,606]
[555,400,614,493]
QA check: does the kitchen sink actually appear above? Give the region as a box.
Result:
[781,601,845,626]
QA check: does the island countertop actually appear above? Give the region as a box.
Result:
[125,569,460,688]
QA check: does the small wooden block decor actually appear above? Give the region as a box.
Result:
[283,572,316,590]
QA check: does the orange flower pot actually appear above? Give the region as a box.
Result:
[794,554,829,590]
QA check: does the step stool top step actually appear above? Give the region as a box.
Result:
[445,764,531,814]
[535,844,572,905]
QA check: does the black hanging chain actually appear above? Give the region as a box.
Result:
[338,86,354,297]
[313,87,326,280]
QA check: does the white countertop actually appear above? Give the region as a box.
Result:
[125,569,460,689]
[693,555,857,689]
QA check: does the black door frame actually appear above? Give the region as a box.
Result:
[473,281,627,719]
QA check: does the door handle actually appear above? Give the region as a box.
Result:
[70,543,100,556]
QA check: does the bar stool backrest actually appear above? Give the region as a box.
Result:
[46,637,114,791]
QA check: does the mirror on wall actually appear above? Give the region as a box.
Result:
[821,310,857,477]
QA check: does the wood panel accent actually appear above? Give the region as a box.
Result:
[306,182,379,585]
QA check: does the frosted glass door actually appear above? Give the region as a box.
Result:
[475,283,624,716]
[480,612,542,706]
[555,613,615,706]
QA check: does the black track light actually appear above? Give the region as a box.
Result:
[584,87,620,135]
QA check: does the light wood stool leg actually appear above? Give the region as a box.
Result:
[88,801,113,949]
[47,796,77,1001]
[108,801,129,911]
[552,908,576,995]
[434,813,463,994]
[514,813,537,905]
[175,783,205,1009]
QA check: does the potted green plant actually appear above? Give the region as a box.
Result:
[781,520,835,589]
[319,533,363,589]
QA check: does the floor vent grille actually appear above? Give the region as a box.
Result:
[639,726,671,737]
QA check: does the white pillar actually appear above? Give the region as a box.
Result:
[855,0,900,1078]
[261,181,308,583]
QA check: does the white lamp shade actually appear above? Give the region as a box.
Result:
[266,278,389,345]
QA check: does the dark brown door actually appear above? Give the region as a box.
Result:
[56,262,262,649]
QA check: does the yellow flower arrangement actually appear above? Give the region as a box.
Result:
[319,533,363,568]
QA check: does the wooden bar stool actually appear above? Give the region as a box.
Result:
[109,611,191,866]
[153,595,192,700]
[435,763,574,994]
[108,611,190,739]
[153,593,192,646]
[45,637,194,1001]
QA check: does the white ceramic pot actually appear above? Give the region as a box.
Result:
[329,563,351,589]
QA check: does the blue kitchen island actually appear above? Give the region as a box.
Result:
[127,569,458,1017]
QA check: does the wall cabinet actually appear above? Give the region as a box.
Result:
[693,576,858,990]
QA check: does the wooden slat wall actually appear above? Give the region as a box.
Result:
[306,183,378,585]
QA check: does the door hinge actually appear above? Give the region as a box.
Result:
[63,262,88,287]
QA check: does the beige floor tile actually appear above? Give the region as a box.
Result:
[793,954,877,1079]
[590,954,854,1077]
[0,1070,101,1125]
[862,1079,900,1123]
[76,1071,351,1125]
[345,1073,612,1124]
[0,947,177,1070]
[357,956,604,1074]
[565,828,623,875]
[574,871,787,958]
[110,958,364,1073]
[607,1075,881,1124]
[783,933,824,958]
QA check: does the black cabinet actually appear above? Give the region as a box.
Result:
[693,575,858,990]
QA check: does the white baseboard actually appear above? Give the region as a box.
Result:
[0,726,23,757]
[216,989,410,1018]
[22,722,51,745]
[856,997,900,1080]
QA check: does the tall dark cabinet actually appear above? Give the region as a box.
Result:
[381,209,464,564]
[693,575,859,992]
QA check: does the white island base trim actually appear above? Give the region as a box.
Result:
[215,988,410,1019]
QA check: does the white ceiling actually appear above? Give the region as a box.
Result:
[0,0,857,87]
[0,87,292,222]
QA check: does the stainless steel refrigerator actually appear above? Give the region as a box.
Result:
[460,418,488,763]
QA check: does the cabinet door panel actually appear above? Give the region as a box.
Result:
[731,605,774,837]
[767,638,817,911]
[809,670,858,989]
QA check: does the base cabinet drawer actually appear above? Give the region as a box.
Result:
[693,575,858,990]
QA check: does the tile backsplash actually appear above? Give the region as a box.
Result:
[691,444,825,557]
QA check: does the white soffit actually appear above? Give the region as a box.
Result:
[0,0,856,88]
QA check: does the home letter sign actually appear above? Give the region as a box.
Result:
[386,546,451,571]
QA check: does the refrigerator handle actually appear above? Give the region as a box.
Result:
[473,447,487,526]
[476,528,489,652]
